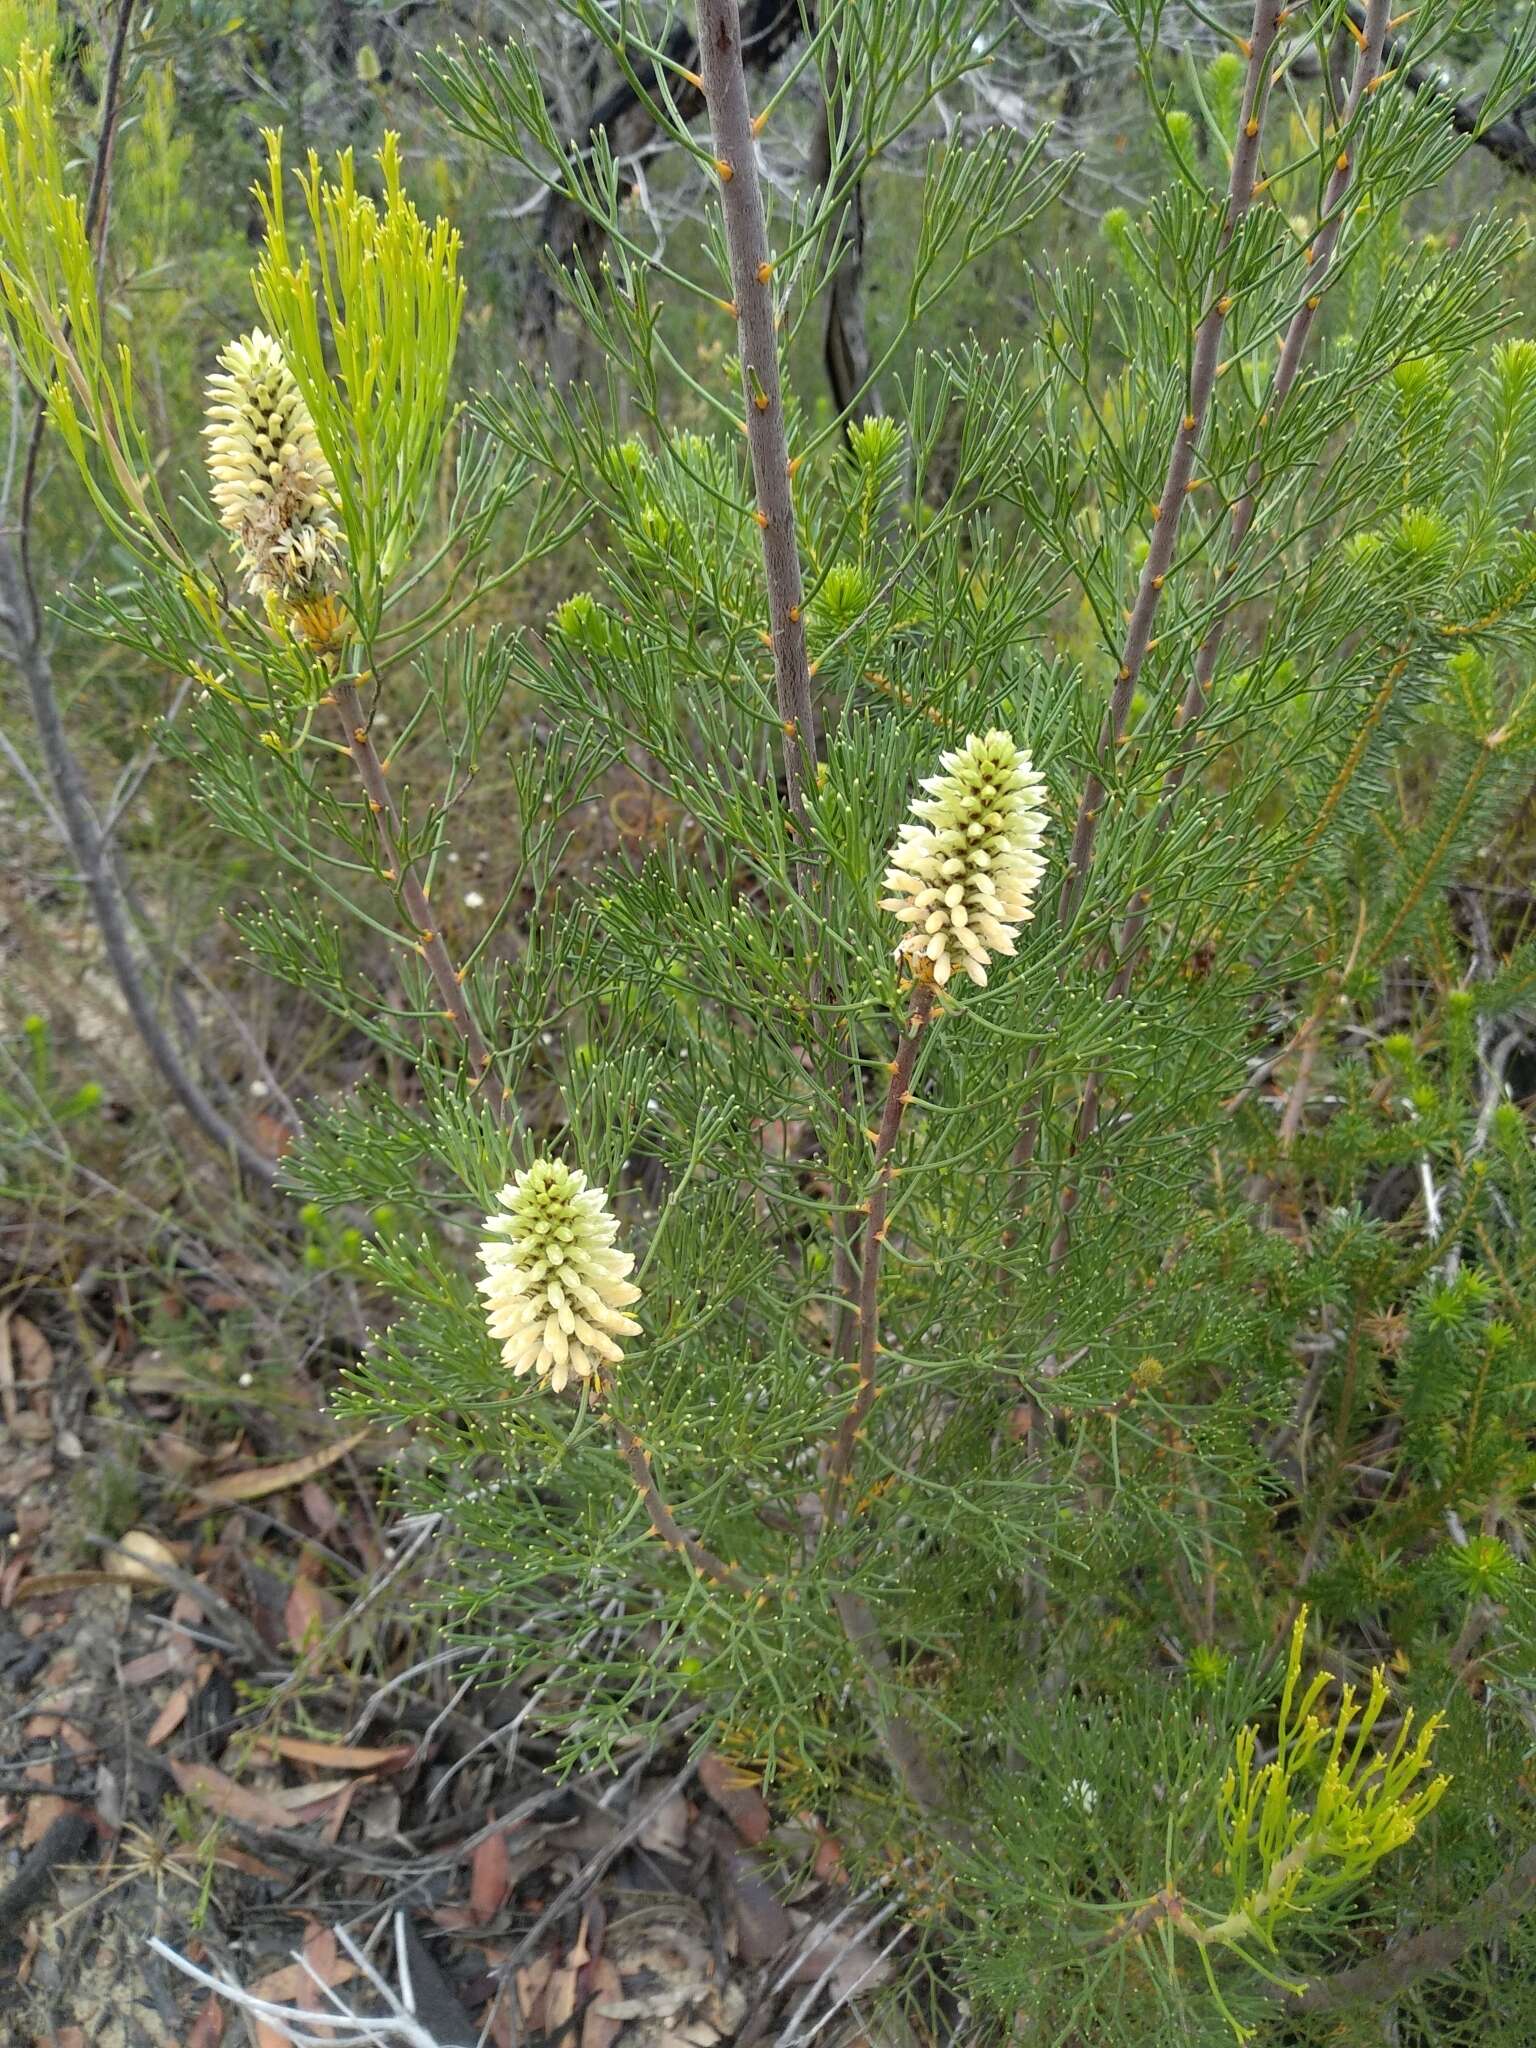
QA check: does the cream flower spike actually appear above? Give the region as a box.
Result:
[203,329,341,598]
[880,730,1048,988]
[478,1159,642,1395]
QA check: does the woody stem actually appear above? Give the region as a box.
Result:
[611,1416,751,1593]
[1055,0,1284,932]
[695,0,819,845]
[825,979,937,1522]
[1113,0,1392,984]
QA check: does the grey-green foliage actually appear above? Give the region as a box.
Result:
[7,0,1536,2040]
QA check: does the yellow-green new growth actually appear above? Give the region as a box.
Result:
[479,1160,641,1395]
[204,329,340,598]
[253,129,464,612]
[1190,1607,1448,2035]
[0,45,175,562]
[880,730,1048,987]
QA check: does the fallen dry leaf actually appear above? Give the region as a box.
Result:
[637,1786,692,1857]
[321,1779,360,1844]
[120,1648,179,1685]
[283,1920,342,2047]
[265,1778,355,1816]
[698,1752,772,1846]
[544,1962,580,2034]
[581,1960,625,2048]
[471,1827,513,1923]
[146,1684,193,1748]
[284,1574,328,1652]
[182,1429,370,1511]
[169,1760,307,1831]
[105,1529,180,1585]
[11,1570,126,1602]
[8,1313,54,1393]
[150,1432,206,1477]
[0,1452,52,1502]
[0,1311,13,1428]
[514,1955,555,2027]
[248,1951,358,2006]
[186,1990,226,2048]
[301,1480,340,1533]
[20,1793,88,1851]
[250,1735,414,1773]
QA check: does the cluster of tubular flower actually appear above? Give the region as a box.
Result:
[880,728,1048,987]
[478,1160,642,1395]
[204,329,340,600]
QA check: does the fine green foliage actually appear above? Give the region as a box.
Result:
[5,2,1536,2041]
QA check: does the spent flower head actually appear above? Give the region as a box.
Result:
[204,329,341,599]
[881,730,1048,987]
[479,1159,641,1395]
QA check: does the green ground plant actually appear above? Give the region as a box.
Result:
[3,1,1536,2040]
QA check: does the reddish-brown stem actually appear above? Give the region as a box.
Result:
[1056,0,1284,931]
[697,3,959,1825]
[825,978,937,1521]
[611,1415,752,1592]
[330,675,499,1097]
[1013,0,1283,1192]
[1039,3,1390,1252]
[1113,0,1392,983]
[696,0,819,841]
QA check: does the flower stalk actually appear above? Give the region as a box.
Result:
[327,671,499,1097]
[824,973,936,1522]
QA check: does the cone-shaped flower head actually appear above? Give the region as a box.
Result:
[880,730,1048,987]
[204,329,340,598]
[478,1160,641,1395]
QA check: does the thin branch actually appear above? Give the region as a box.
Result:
[1055,0,1285,930]
[323,664,741,1600]
[810,57,881,427]
[1346,0,1536,179]
[517,1,807,371]
[610,1414,753,1590]
[1113,0,1392,981]
[328,672,499,1095]
[1012,0,1284,1188]
[696,0,820,841]
[1276,1837,1536,2012]
[0,0,276,1186]
[824,978,936,1521]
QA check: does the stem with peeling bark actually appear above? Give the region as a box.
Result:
[329,673,498,1094]
[1053,3,1393,1209]
[1274,1836,1536,2013]
[2,0,276,1188]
